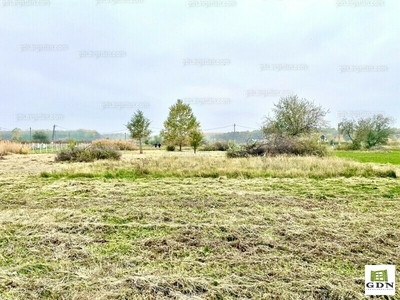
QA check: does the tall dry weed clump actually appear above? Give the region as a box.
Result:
[227,135,328,158]
[92,139,137,151]
[0,141,30,157]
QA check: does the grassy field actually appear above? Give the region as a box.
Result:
[0,151,399,299]
[332,149,400,165]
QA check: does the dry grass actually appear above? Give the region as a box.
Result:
[43,151,397,179]
[92,139,137,151]
[0,152,399,299]
[0,141,30,157]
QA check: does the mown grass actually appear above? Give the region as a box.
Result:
[0,152,399,299]
[332,149,400,165]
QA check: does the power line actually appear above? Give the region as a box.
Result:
[99,129,128,134]
[236,124,259,130]
[202,125,233,131]
[55,125,72,131]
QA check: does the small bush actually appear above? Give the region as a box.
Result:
[55,147,121,162]
[166,145,175,151]
[335,142,361,150]
[67,138,77,150]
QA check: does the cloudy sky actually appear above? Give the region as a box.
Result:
[0,0,398,135]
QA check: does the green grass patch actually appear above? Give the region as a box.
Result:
[332,149,400,165]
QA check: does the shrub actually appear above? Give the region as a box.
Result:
[227,135,328,158]
[55,147,121,162]
[335,142,361,151]
[67,138,77,150]
[166,145,175,151]
[92,139,136,151]
[200,141,232,151]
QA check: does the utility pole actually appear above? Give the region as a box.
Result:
[52,125,56,142]
[233,123,236,143]
[30,127,32,141]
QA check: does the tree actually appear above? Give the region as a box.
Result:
[338,119,361,149]
[11,128,22,142]
[365,114,394,148]
[263,95,329,137]
[189,129,204,154]
[339,114,394,149]
[32,130,50,143]
[126,110,152,154]
[161,99,200,151]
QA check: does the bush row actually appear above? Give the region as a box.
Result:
[55,147,121,162]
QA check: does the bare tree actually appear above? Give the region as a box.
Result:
[263,95,329,137]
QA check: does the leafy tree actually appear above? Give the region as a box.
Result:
[126,110,152,154]
[263,95,329,137]
[339,114,394,149]
[11,128,22,142]
[365,114,394,147]
[189,129,204,154]
[161,99,200,151]
[32,130,50,143]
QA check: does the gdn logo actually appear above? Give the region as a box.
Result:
[365,265,396,296]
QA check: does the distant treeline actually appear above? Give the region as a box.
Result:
[0,129,101,142]
[2,127,400,143]
[206,130,264,144]
[207,128,340,143]
[207,127,400,143]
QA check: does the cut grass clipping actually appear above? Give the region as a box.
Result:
[1,176,400,299]
[1,152,400,299]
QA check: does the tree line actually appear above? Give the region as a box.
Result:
[2,96,396,153]
[126,99,203,154]
[0,129,101,143]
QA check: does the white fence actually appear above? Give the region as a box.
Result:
[28,143,91,153]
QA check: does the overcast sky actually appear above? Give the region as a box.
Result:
[0,0,398,135]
